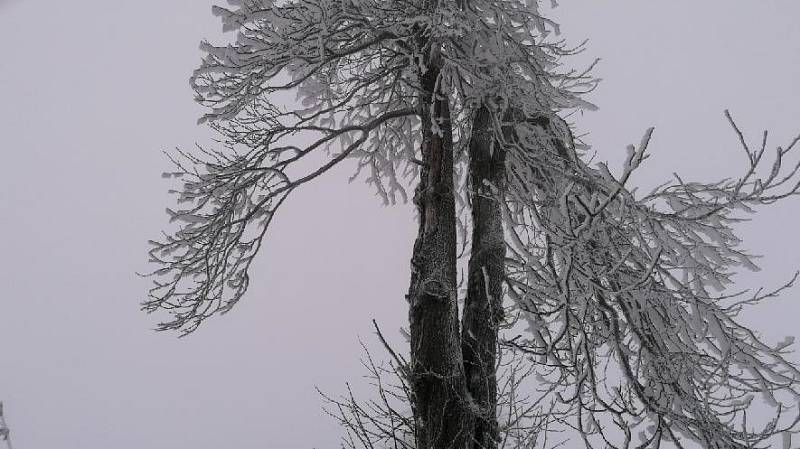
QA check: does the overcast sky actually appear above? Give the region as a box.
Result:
[1,2,799,448]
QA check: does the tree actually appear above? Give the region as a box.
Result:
[144,1,800,448]
[0,402,13,449]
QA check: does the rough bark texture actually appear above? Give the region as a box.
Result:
[407,63,474,449]
[462,106,507,449]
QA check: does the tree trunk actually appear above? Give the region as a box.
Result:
[462,105,507,449]
[407,62,474,449]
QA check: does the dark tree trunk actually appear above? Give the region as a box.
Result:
[462,105,507,449]
[407,61,474,449]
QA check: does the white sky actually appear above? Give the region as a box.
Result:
[1,1,799,448]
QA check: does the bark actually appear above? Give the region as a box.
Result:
[407,62,474,449]
[462,106,507,449]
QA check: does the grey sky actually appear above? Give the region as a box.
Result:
[1,1,799,448]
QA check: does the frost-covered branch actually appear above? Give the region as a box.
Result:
[500,109,800,448]
[144,106,415,334]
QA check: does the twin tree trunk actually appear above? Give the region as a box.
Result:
[407,54,506,448]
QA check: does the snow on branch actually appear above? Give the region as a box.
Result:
[143,106,415,335]
[500,107,800,448]
[146,0,594,334]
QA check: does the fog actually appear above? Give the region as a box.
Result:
[1,1,799,448]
